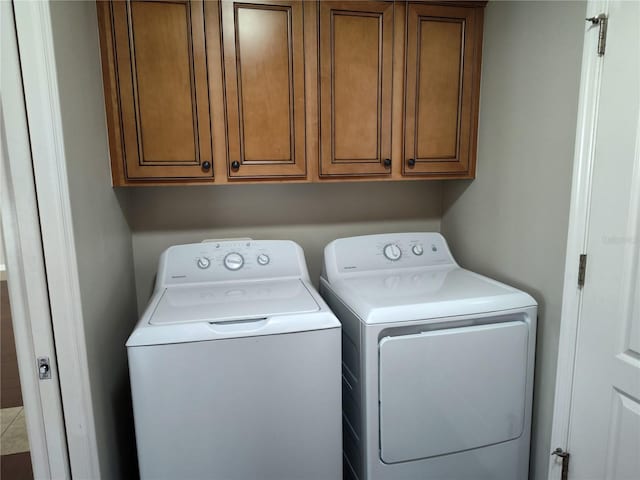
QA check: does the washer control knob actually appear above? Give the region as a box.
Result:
[257,254,270,266]
[224,252,244,271]
[196,257,211,269]
[412,244,424,256]
[383,243,402,261]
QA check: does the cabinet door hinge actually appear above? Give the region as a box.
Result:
[586,13,608,56]
[578,254,587,288]
[552,448,571,480]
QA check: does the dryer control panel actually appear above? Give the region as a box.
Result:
[157,240,310,287]
[323,233,456,282]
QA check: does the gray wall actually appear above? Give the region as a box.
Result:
[0,217,5,269]
[441,2,585,479]
[50,2,139,478]
[123,182,443,312]
[0,219,5,281]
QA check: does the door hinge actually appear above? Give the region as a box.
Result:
[578,254,587,288]
[552,448,571,480]
[586,13,608,56]
[38,356,51,380]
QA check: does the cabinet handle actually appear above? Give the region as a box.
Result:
[383,158,391,168]
[407,158,416,167]
[231,161,240,170]
[202,161,211,171]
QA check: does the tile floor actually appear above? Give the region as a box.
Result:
[1,407,30,456]
[1,281,23,410]
[2,280,33,479]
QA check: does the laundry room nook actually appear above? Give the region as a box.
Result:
[2,1,639,480]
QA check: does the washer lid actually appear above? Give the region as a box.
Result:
[149,279,320,325]
[323,266,537,324]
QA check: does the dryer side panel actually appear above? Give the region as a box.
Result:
[319,280,364,480]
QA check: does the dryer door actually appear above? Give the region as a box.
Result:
[379,320,528,464]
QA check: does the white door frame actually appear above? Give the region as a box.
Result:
[2,1,101,478]
[1,3,70,477]
[548,0,608,478]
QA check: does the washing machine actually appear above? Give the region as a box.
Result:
[127,240,342,480]
[319,233,537,480]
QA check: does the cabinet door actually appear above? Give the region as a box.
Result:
[403,3,483,177]
[319,1,394,177]
[221,0,306,179]
[99,0,213,183]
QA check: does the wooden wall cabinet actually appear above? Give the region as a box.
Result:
[98,0,214,183]
[221,0,308,179]
[403,2,484,178]
[97,0,485,186]
[318,1,394,177]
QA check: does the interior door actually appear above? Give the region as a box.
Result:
[403,3,482,177]
[221,0,307,179]
[379,321,528,464]
[562,2,640,478]
[319,1,393,177]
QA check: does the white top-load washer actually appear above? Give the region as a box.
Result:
[127,240,342,480]
[320,233,537,480]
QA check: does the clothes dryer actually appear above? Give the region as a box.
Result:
[320,233,536,480]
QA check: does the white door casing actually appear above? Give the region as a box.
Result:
[0,1,70,477]
[6,1,102,478]
[550,0,640,478]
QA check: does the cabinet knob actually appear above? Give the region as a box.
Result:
[407,158,416,167]
[202,161,211,171]
[231,161,240,170]
[383,158,391,168]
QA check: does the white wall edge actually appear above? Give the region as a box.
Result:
[12,1,102,478]
[547,1,607,478]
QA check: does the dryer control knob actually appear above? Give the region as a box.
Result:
[224,252,244,271]
[196,257,211,269]
[412,244,424,256]
[383,243,402,261]
[257,254,270,266]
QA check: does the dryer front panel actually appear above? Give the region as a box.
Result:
[378,320,528,464]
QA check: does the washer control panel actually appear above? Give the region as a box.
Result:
[159,240,309,287]
[324,233,456,282]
